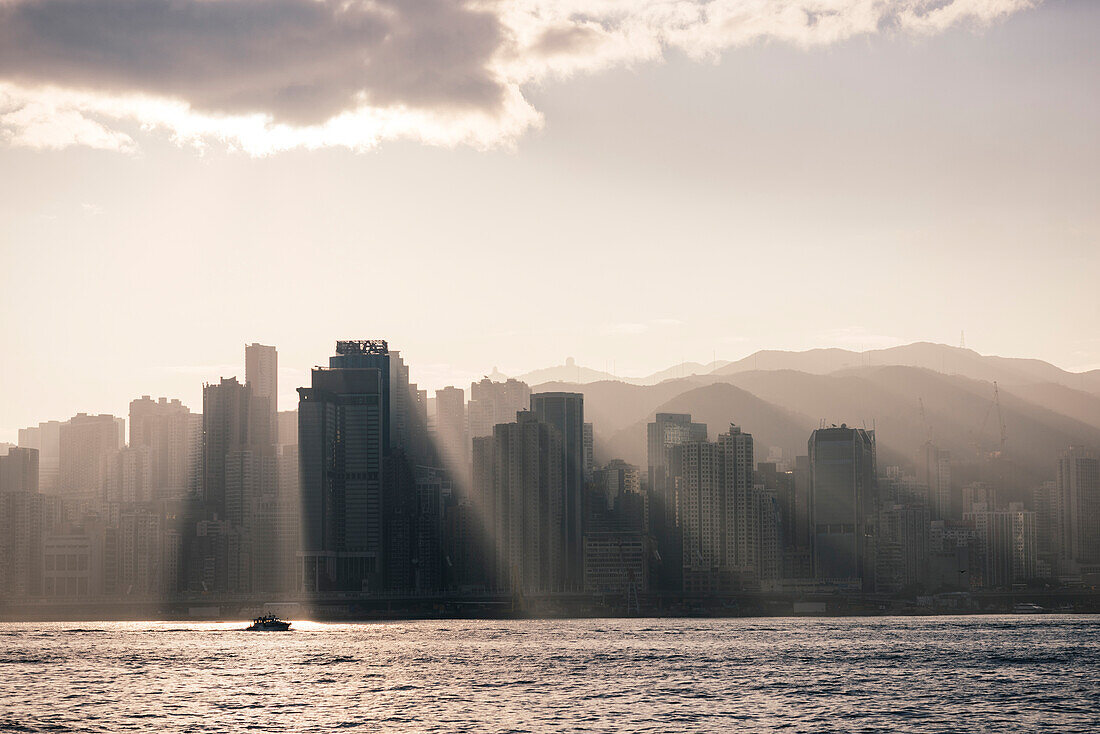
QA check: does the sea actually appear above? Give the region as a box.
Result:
[2,616,1098,732]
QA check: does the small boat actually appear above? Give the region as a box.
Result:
[1011,602,1045,614]
[246,614,292,631]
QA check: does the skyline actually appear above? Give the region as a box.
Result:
[2,336,1098,445]
[3,1,1098,440]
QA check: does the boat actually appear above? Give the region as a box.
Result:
[246,614,292,631]
[1011,602,1045,614]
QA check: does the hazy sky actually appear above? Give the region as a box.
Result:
[1,0,1097,442]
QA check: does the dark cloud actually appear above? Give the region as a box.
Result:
[0,0,507,125]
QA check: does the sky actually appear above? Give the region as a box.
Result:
[1,0,1098,442]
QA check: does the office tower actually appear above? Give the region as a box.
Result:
[129,396,193,500]
[59,413,124,504]
[434,386,468,484]
[328,340,421,455]
[0,447,44,598]
[202,377,253,515]
[470,435,497,587]
[529,392,585,591]
[297,357,387,593]
[117,508,164,595]
[1055,446,1100,570]
[18,420,61,493]
[965,502,1037,588]
[245,343,278,447]
[414,470,445,593]
[467,377,532,439]
[583,422,594,480]
[485,412,565,594]
[921,442,952,520]
[809,425,878,591]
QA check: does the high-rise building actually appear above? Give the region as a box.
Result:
[129,396,193,500]
[245,343,278,447]
[646,413,708,591]
[59,413,124,504]
[18,420,61,493]
[582,422,594,480]
[467,378,531,439]
[921,442,952,521]
[0,447,44,598]
[671,424,757,592]
[434,386,468,486]
[1055,446,1100,570]
[202,377,253,515]
[482,411,565,594]
[297,356,387,593]
[529,392,585,591]
[809,425,878,591]
[965,502,1037,588]
[0,446,39,494]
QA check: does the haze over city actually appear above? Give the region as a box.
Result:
[1,1,1099,732]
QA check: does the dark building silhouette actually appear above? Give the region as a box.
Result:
[298,359,386,593]
[647,413,708,591]
[529,392,585,592]
[809,425,878,591]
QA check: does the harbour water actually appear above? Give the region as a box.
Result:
[2,616,1098,732]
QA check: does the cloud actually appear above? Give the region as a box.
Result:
[0,0,1036,154]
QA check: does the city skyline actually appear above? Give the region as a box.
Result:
[2,0,1098,445]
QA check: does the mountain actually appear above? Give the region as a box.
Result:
[535,364,1100,498]
[514,359,729,386]
[714,342,1100,393]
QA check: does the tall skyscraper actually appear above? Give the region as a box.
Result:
[297,352,387,593]
[129,396,193,500]
[59,413,124,504]
[809,425,878,591]
[434,386,468,486]
[646,413,707,590]
[481,411,565,594]
[201,377,253,515]
[1055,446,1100,570]
[245,343,278,447]
[529,392,585,591]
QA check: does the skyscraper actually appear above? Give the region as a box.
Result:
[129,396,193,500]
[59,413,124,505]
[245,343,278,447]
[809,425,878,591]
[529,392,585,591]
[671,423,757,592]
[0,447,44,598]
[297,352,387,593]
[201,377,252,515]
[485,411,565,594]
[646,413,707,590]
[467,377,531,439]
[434,386,468,487]
[1055,446,1100,571]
